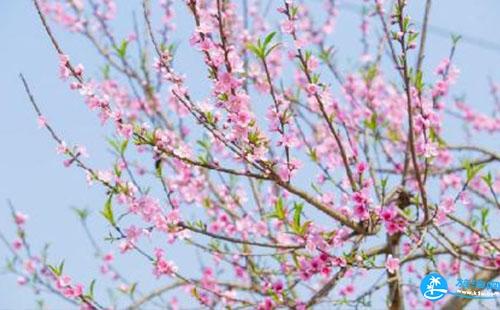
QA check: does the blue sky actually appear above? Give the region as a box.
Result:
[1,0,500,308]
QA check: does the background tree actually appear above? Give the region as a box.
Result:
[1,0,499,309]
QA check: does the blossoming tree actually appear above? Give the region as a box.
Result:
[2,0,499,309]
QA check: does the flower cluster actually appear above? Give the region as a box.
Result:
[3,0,499,309]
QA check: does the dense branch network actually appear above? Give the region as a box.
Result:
[1,0,499,309]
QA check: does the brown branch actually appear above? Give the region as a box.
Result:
[127,282,183,310]
[284,2,357,193]
[20,74,114,190]
[178,222,303,250]
[415,0,432,71]
[306,267,348,307]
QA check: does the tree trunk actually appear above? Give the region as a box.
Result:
[387,233,404,310]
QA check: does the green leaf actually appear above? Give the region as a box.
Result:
[429,128,446,147]
[155,159,162,177]
[101,196,115,226]
[113,163,122,178]
[481,207,489,230]
[301,221,311,235]
[247,32,280,60]
[196,139,210,151]
[102,64,110,80]
[363,65,378,83]
[265,43,280,57]
[87,279,96,299]
[464,160,485,182]
[263,32,276,49]
[365,113,377,131]
[115,40,128,58]
[107,137,120,153]
[248,131,260,145]
[414,70,424,92]
[304,50,312,62]
[451,34,462,45]
[247,43,262,59]
[311,73,320,84]
[120,140,128,156]
[482,172,493,187]
[72,207,90,221]
[205,111,215,125]
[6,258,15,272]
[275,197,285,220]
[380,177,388,192]
[48,265,59,276]
[425,244,436,263]
[197,154,209,165]
[129,282,137,296]
[308,149,318,162]
[48,260,65,277]
[318,47,332,62]
[218,93,229,102]
[202,197,212,209]
[402,17,410,32]
[471,217,478,228]
[36,300,44,310]
[58,260,65,275]
[292,202,303,234]
[408,32,419,44]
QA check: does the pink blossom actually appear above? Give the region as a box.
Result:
[37,115,47,128]
[439,197,455,214]
[385,255,400,274]
[166,209,180,225]
[305,83,319,95]
[59,54,71,79]
[62,283,83,298]
[356,162,367,175]
[56,275,72,289]
[435,59,450,75]
[74,64,84,76]
[103,252,114,263]
[257,298,274,310]
[17,276,28,286]
[12,238,23,251]
[4,2,499,308]
[56,141,68,154]
[23,259,36,274]
[272,280,284,294]
[117,123,134,139]
[280,20,295,34]
[14,212,28,226]
[352,191,370,220]
[380,207,395,222]
[340,284,355,296]
[154,258,178,277]
[154,248,178,277]
[353,204,369,220]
